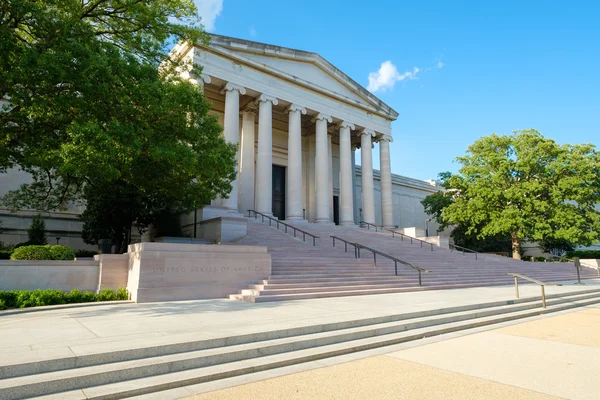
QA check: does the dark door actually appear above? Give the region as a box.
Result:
[333,195,340,225]
[272,165,286,220]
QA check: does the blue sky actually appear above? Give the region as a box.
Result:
[197,0,600,181]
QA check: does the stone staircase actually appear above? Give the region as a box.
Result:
[230,219,598,302]
[2,288,600,399]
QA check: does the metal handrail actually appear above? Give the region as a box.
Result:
[247,210,319,246]
[449,244,479,260]
[355,243,430,286]
[506,273,562,308]
[331,235,429,286]
[359,221,382,231]
[383,228,434,251]
[331,235,356,254]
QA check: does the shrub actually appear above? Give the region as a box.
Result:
[75,249,97,258]
[115,287,128,300]
[49,245,76,260]
[535,256,547,262]
[10,245,53,260]
[10,245,76,260]
[15,290,33,308]
[566,250,600,259]
[27,215,47,245]
[27,289,66,307]
[0,288,128,309]
[0,291,18,308]
[0,250,11,259]
[0,299,6,310]
[96,289,117,301]
[66,289,96,303]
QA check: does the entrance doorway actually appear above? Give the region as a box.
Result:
[272,165,286,220]
[333,195,340,225]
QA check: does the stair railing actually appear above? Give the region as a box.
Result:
[449,244,479,260]
[330,235,430,286]
[382,228,434,251]
[359,221,382,231]
[247,210,319,246]
[507,273,562,308]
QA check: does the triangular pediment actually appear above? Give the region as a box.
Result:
[205,35,398,120]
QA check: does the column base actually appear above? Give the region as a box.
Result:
[286,218,308,224]
[339,221,357,227]
[315,219,334,225]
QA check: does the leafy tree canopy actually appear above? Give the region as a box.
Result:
[440,129,600,259]
[1,0,235,212]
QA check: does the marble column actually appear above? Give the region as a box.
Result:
[360,129,376,225]
[328,134,334,222]
[254,94,278,216]
[220,82,246,212]
[379,135,394,227]
[285,104,307,220]
[239,106,257,214]
[338,121,355,226]
[314,113,332,223]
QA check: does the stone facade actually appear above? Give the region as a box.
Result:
[0,34,446,245]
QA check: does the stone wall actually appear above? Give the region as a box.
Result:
[0,260,99,292]
[126,242,271,302]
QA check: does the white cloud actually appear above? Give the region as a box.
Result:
[249,25,257,37]
[437,61,444,69]
[194,0,223,32]
[367,61,419,93]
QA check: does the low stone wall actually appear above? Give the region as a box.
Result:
[416,235,449,249]
[579,259,600,272]
[0,260,99,292]
[126,242,271,302]
[95,254,129,291]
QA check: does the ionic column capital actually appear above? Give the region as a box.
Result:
[285,104,307,115]
[337,121,355,131]
[220,82,246,95]
[312,113,332,123]
[255,94,279,106]
[377,134,394,143]
[188,73,211,86]
[200,74,212,84]
[361,128,376,138]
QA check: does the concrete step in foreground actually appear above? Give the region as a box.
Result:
[2,288,599,400]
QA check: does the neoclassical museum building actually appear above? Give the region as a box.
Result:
[177,35,443,229]
[0,35,444,248]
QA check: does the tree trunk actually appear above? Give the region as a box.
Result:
[511,233,521,260]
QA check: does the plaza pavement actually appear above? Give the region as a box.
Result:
[185,305,600,400]
[0,280,598,355]
[0,280,599,399]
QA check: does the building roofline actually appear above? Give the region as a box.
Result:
[208,34,399,120]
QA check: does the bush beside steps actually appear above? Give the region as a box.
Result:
[10,245,76,260]
[0,288,128,310]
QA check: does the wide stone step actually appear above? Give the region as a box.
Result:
[8,290,600,399]
[253,279,411,289]
[241,282,418,295]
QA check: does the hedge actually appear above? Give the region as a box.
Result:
[565,250,600,259]
[0,288,128,309]
[10,245,75,261]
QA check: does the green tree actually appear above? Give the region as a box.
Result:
[1,0,237,239]
[1,0,234,209]
[27,215,47,245]
[441,130,600,260]
[80,180,184,253]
